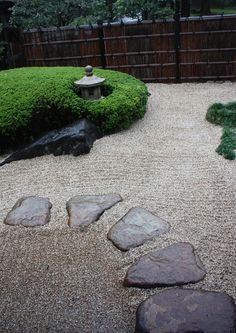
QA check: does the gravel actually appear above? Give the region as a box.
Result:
[0,82,235,333]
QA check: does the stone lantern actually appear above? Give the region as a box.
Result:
[74,65,105,100]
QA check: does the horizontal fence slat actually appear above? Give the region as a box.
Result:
[27,54,101,62]
[24,37,100,46]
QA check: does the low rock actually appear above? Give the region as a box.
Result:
[124,242,206,287]
[135,288,236,333]
[0,118,102,166]
[67,194,122,230]
[107,207,170,251]
[4,196,52,227]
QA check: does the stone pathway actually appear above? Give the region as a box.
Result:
[124,242,206,288]
[135,288,236,333]
[107,207,170,251]
[2,194,236,332]
[66,194,122,230]
[4,196,52,227]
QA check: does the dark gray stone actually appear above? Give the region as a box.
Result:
[67,194,122,230]
[124,242,206,288]
[4,196,52,227]
[107,207,170,251]
[0,118,102,166]
[135,288,236,333]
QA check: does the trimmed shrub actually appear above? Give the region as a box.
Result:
[216,127,236,160]
[206,101,236,160]
[0,67,148,151]
[206,102,236,127]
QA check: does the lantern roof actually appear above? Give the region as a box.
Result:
[74,65,105,88]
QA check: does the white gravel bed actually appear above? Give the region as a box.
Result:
[0,82,235,332]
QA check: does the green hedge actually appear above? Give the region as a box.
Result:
[206,101,236,160]
[206,102,236,127]
[216,127,236,160]
[0,67,148,151]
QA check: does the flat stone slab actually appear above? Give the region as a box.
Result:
[107,207,170,251]
[4,196,52,227]
[67,194,122,229]
[124,242,206,288]
[135,288,236,333]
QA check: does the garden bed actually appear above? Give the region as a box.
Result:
[0,67,148,152]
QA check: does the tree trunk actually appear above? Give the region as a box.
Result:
[200,0,211,15]
[141,10,149,20]
[106,0,114,21]
[181,0,190,17]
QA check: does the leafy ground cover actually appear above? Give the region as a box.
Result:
[206,101,236,160]
[0,67,148,152]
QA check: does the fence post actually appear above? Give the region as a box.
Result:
[1,27,12,69]
[97,20,106,69]
[174,0,181,83]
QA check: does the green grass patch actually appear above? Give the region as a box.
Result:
[206,101,236,160]
[211,7,236,14]
[0,67,148,152]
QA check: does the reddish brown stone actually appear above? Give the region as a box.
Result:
[124,242,206,288]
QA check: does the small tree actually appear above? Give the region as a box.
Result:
[116,0,174,20]
[10,0,84,28]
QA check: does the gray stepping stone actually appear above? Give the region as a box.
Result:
[135,288,236,333]
[124,242,206,288]
[4,196,52,227]
[66,194,122,229]
[107,207,170,251]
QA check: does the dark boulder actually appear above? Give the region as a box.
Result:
[0,118,102,166]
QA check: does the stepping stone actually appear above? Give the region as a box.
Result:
[135,288,236,333]
[107,207,170,251]
[124,242,206,288]
[66,194,122,229]
[4,196,52,227]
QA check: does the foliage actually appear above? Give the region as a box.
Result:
[0,67,148,152]
[10,0,174,28]
[206,102,236,127]
[216,127,236,160]
[116,0,174,20]
[10,0,87,28]
[206,101,236,160]
[210,7,236,14]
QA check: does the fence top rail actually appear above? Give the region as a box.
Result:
[22,13,236,34]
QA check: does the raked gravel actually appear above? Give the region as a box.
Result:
[0,82,235,333]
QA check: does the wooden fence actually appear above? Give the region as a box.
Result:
[5,14,236,83]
